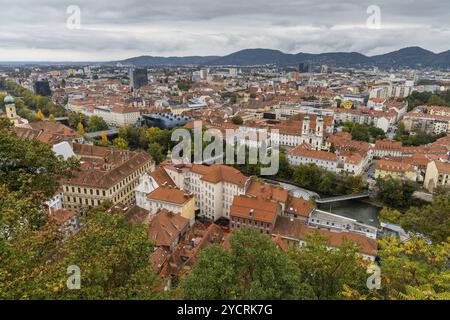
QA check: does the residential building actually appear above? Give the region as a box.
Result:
[288,143,338,171]
[164,163,252,221]
[147,209,190,250]
[229,195,281,235]
[375,159,418,181]
[374,140,403,158]
[402,112,450,135]
[424,161,450,192]
[47,208,81,236]
[93,105,141,127]
[146,186,195,225]
[62,144,154,212]
[272,216,377,260]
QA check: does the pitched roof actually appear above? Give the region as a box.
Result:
[191,164,249,187]
[230,195,278,224]
[124,205,150,225]
[64,144,153,189]
[289,144,338,162]
[377,159,415,173]
[298,225,378,256]
[148,209,190,247]
[285,195,315,218]
[435,161,450,175]
[149,166,176,187]
[147,185,193,205]
[374,139,403,151]
[246,180,289,204]
[48,208,77,225]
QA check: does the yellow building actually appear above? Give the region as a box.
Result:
[146,185,195,225]
[424,161,450,193]
[62,143,154,212]
[375,159,417,182]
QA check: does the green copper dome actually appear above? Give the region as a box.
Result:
[4,95,15,104]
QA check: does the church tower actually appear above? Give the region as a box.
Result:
[4,95,19,126]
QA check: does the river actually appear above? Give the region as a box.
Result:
[263,178,381,227]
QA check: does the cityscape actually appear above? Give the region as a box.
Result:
[0,0,449,306]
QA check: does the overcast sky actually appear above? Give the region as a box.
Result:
[0,0,449,61]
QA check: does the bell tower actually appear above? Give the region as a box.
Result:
[4,95,19,126]
[302,116,310,135]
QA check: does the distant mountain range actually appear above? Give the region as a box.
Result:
[114,47,450,69]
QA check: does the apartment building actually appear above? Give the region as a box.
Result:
[374,140,403,158]
[229,195,280,235]
[164,163,252,221]
[343,152,367,175]
[288,143,338,171]
[333,107,398,133]
[375,159,418,182]
[424,161,450,192]
[93,106,141,127]
[423,105,450,117]
[369,85,413,100]
[146,186,195,225]
[62,143,154,212]
[402,112,450,135]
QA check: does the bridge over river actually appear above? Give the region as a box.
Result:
[85,128,119,139]
[315,192,371,204]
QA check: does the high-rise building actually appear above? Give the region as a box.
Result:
[34,80,51,96]
[129,68,149,89]
[298,62,313,73]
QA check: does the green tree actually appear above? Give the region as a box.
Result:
[293,163,321,190]
[375,178,417,208]
[119,125,140,149]
[374,236,450,300]
[380,195,450,243]
[147,142,165,164]
[180,245,236,299]
[113,137,129,150]
[1,211,164,299]
[87,115,108,132]
[231,115,244,125]
[68,113,86,130]
[289,232,369,300]
[176,80,192,91]
[180,228,313,300]
[0,128,79,205]
[350,124,370,142]
[369,127,386,140]
[76,122,85,135]
[36,109,45,121]
[276,152,294,179]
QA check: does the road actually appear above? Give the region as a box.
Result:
[363,160,377,190]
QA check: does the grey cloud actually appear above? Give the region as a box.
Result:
[0,0,448,60]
